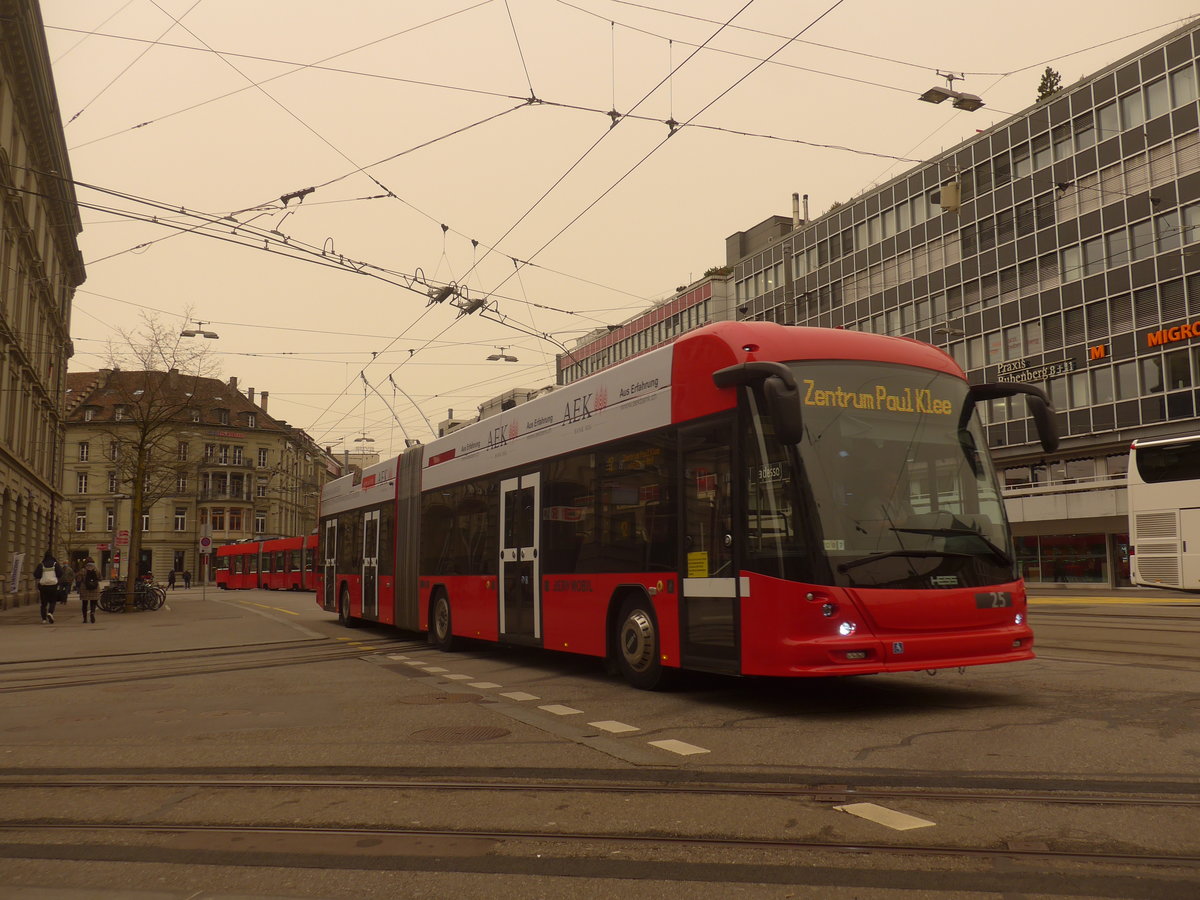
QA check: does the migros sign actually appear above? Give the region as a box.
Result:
[1146,321,1200,348]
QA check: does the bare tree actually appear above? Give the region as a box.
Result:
[97,313,220,606]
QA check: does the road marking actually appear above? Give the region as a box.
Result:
[405,661,430,668]
[648,739,709,756]
[589,720,639,733]
[442,673,473,681]
[423,667,449,673]
[468,682,501,689]
[241,601,300,616]
[500,691,540,701]
[834,802,935,831]
[539,704,583,716]
[1029,595,1198,605]
[387,654,409,660]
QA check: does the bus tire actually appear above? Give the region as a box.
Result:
[615,597,668,690]
[430,591,456,651]
[338,585,358,628]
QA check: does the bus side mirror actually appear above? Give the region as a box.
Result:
[964,383,1059,453]
[713,361,804,444]
[763,374,803,444]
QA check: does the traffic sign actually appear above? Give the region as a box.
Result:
[96,543,110,551]
[199,536,212,555]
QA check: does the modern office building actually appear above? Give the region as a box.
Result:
[63,371,336,582]
[0,0,87,607]
[560,20,1200,587]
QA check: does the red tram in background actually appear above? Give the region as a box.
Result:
[215,534,318,591]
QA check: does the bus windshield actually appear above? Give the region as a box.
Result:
[786,360,1013,589]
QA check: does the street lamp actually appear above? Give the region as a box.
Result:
[181,320,220,338]
[918,73,985,112]
[486,346,519,362]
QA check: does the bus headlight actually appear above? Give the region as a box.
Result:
[838,621,857,636]
[1014,613,1024,625]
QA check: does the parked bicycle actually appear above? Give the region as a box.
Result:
[98,579,166,613]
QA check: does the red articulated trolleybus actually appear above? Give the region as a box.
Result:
[317,321,1058,689]
[216,535,318,591]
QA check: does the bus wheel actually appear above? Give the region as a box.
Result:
[616,598,666,690]
[430,592,456,651]
[338,585,357,628]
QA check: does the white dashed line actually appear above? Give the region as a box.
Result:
[539,704,583,716]
[834,803,935,831]
[423,667,449,673]
[404,661,429,668]
[499,691,540,701]
[442,674,473,681]
[386,654,409,660]
[648,739,710,756]
[588,720,639,734]
[468,682,501,689]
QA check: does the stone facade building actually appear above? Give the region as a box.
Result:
[63,370,336,583]
[0,0,87,606]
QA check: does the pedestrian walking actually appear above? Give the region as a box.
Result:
[57,561,74,607]
[33,552,63,624]
[182,570,192,588]
[79,558,101,624]
[167,570,177,590]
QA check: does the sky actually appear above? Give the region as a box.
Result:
[41,0,1199,459]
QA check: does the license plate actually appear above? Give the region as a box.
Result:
[975,591,1013,609]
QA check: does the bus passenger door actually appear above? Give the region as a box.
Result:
[323,519,337,610]
[679,425,740,674]
[499,473,541,642]
[1180,508,1200,588]
[362,510,379,619]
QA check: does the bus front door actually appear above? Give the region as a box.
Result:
[323,519,337,610]
[362,510,379,619]
[499,473,541,643]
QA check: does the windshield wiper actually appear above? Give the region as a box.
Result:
[891,527,1013,567]
[837,548,970,573]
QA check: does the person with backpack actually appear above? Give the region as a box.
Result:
[79,558,101,624]
[33,552,63,624]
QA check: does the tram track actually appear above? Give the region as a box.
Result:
[0,774,1195,809]
[0,639,426,693]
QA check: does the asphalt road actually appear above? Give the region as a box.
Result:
[0,584,1196,899]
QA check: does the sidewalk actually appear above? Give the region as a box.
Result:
[0,583,316,666]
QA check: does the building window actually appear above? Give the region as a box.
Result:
[256,478,267,498]
[257,448,268,467]
[1171,65,1197,106]
[108,472,118,492]
[216,409,229,425]
[254,513,266,534]
[142,511,150,531]
[218,445,229,464]
[232,446,243,465]
[105,508,114,531]
[174,508,187,531]
[178,442,189,461]
[109,441,119,460]
[78,441,89,461]
[211,508,225,531]
[75,509,87,532]
[177,474,188,492]
[77,472,88,493]
[229,508,244,532]
[114,405,126,421]
[83,408,94,422]
[1061,245,1081,282]
[190,408,200,423]
[1145,77,1169,120]
[204,443,215,460]
[247,413,256,428]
